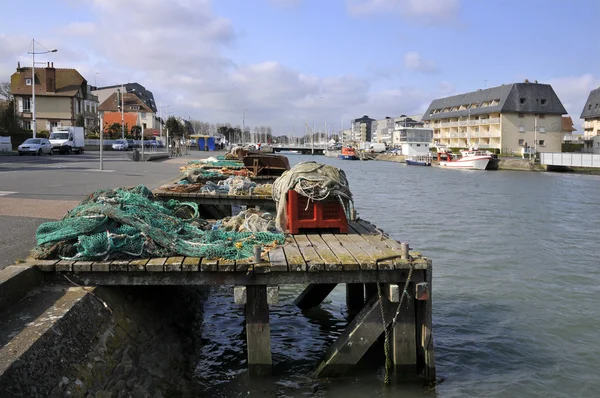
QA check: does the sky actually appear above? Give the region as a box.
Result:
[1,0,599,135]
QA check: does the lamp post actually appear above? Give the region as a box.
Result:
[242,108,247,144]
[159,102,170,142]
[28,39,57,138]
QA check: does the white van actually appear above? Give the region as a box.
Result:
[369,143,386,153]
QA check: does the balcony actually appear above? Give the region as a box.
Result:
[459,120,468,126]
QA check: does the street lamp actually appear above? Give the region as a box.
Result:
[159,102,170,142]
[242,108,247,144]
[28,39,57,138]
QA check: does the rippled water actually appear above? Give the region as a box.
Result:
[194,155,600,397]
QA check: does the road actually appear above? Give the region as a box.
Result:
[0,150,224,269]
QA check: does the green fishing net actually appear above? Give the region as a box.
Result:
[31,185,285,261]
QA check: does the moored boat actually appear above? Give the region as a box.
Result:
[406,158,431,166]
[338,147,358,160]
[437,147,491,170]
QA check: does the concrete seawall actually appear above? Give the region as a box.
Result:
[0,265,207,397]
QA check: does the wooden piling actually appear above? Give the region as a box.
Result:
[392,283,417,374]
[294,283,337,310]
[346,283,364,318]
[245,285,272,376]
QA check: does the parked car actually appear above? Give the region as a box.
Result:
[18,138,53,156]
[126,139,138,149]
[112,139,129,151]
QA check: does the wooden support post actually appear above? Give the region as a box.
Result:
[392,283,417,375]
[346,283,364,318]
[415,265,436,380]
[245,285,272,376]
[316,293,396,377]
[294,283,337,310]
[364,283,377,301]
[401,242,409,260]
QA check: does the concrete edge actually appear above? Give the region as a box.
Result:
[0,265,43,314]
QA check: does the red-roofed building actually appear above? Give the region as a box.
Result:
[99,91,159,138]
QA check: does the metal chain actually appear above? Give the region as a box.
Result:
[377,263,415,386]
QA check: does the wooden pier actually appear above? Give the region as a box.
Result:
[28,218,436,381]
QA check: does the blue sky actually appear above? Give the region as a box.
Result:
[1,0,598,133]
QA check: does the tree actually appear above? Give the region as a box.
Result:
[165,116,185,138]
[75,114,85,127]
[0,100,18,134]
[131,125,142,139]
[0,82,12,102]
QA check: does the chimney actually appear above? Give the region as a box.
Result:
[17,61,20,69]
[46,62,56,93]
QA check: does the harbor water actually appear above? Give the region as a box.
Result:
[194,155,600,397]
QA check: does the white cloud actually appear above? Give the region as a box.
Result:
[403,51,438,74]
[547,74,600,128]
[347,0,459,22]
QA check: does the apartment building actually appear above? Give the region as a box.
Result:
[422,81,567,154]
[372,115,424,144]
[350,115,376,142]
[99,91,159,137]
[10,62,98,133]
[581,87,600,138]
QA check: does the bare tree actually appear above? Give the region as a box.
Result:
[0,82,12,102]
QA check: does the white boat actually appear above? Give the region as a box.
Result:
[437,147,491,170]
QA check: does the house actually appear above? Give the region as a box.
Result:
[422,81,567,154]
[98,92,159,138]
[373,115,425,144]
[561,116,581,142]
[10,62,98,134]
[93,83,159,132]
[580,87,600,139]
[350,115,376,142]
[393,127,433,155]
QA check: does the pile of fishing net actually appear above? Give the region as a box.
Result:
[214,208,278,233]
[30,185,285,261]
[183,167,255,183]
[200,176,273,196]
[157,182,204,193]
[272,161,354,231]
[179,159,243,172]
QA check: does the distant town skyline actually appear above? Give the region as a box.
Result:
[1,0,598,134]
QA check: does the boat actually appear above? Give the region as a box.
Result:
[242,152,291,176]
[436,147,491,170]
[406,158,431,166]
[338,147,358,160]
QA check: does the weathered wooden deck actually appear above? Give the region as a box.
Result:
[28,219,435,381]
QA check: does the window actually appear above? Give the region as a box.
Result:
[541,99,547,105]
[130,105,140,111]
[50,121,59,129]
[518,139,524,146]
[22,120,31,130]
[518,113,524,118]
[141,112,146,118]
[25,78,32,86]
[22,97,32,112]
[539,140,545,146]
[589,104,592,110]
[520,98,526,104]
[539,114,545,119]
[596,104,599,109]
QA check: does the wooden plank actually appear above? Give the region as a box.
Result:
[91,261,110,272]
[293,283,337,310]
[283,241,306,272]
[333,234,376,271]
[316,292,397,377]
[349,222,370,235]
[55,260,74,272]
[182,257,200,272]
[128,258,149,272]
[320,234,359,271]
[355,219,379,234]
[73,261,93,272]
[218,259,236,272]
[32,259,59,272]
[235,258,253,273]
[246,285,272,376]
[267,246,288,272]
[423,264,436,380]
[146,257,167,272]
[355,233,403,271]
[393,283,417,374]
[165,256,184,271]
[200,258,218,272]
[293,235,324,272]
[306,234,341,271]
[110,260,130,272]
[346,234,395,271]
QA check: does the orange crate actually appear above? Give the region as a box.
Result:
[286,190,348,234]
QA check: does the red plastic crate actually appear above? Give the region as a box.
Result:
[286,190,348,234]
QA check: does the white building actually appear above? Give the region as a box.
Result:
[393,127,433,156]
